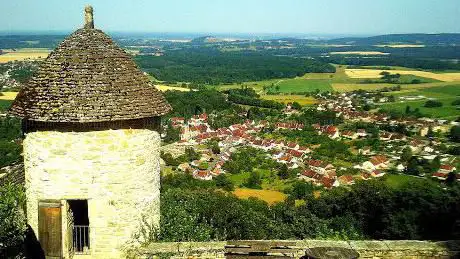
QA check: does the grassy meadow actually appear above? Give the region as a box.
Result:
[275,79,332,93]
[381,84,460,119]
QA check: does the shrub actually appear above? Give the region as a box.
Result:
[0,182,27,250]
[424,100,443,108]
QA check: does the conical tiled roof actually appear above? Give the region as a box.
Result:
[10,9,171,123]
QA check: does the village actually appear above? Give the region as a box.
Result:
[161,90,459,189]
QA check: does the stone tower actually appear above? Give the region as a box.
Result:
[9,6,171,259]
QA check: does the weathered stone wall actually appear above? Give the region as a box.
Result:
[23,129,161,259]
[129,240,460,259]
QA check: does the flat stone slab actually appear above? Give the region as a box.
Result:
[349,240,390,251]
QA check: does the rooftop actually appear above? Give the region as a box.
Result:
[9,6,171,123]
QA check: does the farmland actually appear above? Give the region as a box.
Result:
[380,84,460,119]
[211,63,460,113]
[274,79,332,93]
[0,48,50,63]
[232,188,287,205]
[0,92,18,100]
[330,51,389,55]
[374,44,425,48]
[260,95,317,105]
[345,68,460,82]
[155,84,191,92]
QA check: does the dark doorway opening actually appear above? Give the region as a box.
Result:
[68,200,90,253]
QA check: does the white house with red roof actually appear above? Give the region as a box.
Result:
[307,159,335,174]
[361,155,390,172]
[341,130,358,140]
[439,164,456,174]
[193,170,213,180]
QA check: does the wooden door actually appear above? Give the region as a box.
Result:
[38,202,62,258]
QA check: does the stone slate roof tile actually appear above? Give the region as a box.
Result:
[10,28,171,122]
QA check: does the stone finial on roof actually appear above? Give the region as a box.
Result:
[84,5,94,29]
[10,21,171,122]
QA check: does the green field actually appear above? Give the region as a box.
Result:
[227,169,295,192]
[384,174,434,189]
[212,65,460,112]
[381,84,460,119]
[275,79,333,93]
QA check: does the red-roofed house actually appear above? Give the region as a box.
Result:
[193,170,212,180]
[321,177,339,189]
[439,164,456,173]
[360,172,371,180]
[299,169,317,182]
[321,125,340,139]
[362,155,390,172]
[371,170,386,178]
[307,159,335,174]
[338,175,355,185]
[432,172,448,181]
[341,130,357,140]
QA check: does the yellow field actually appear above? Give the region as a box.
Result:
[330,51,389,56]
[261,94,317,105]
[0,92,18,100]
[233,188,287,205]
[0,49,50,63]
[345,69,460,82]
[375,44,425,48]
[332,83,396,92]
[154,84,190,92]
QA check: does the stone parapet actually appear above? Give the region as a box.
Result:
[128,240,460,258]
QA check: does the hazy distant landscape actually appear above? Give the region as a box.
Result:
[1,1,460,257]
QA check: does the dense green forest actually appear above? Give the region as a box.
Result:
[319,56,460,71]
[160,174,460,241]
[134,49,335,84]
[163,89,232,118]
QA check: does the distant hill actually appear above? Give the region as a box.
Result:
[328,33,460,45]
[191,36,222,44]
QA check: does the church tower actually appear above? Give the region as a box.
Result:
[10,6,171,258]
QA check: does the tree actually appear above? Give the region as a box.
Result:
[450,126,460,142]
[429,156,441,173]
[0,182,26,251]
[424,100,443,108]
[214,174,234,191]
[427,126,435,138]
[185,148,200,161]
[406,157,423,176]
[405,106,411,114]
[400,147,413,162]
[244,171,262,189]
[207,140,220,154]
[160,152,180,166]
[163,124,180,144]
[445,172,457,186]
[291,102,302,110]
[290,182,314,199]
[277,164,290,180]
[448,146,460,155]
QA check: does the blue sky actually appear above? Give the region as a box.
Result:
[1,0,459,35]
